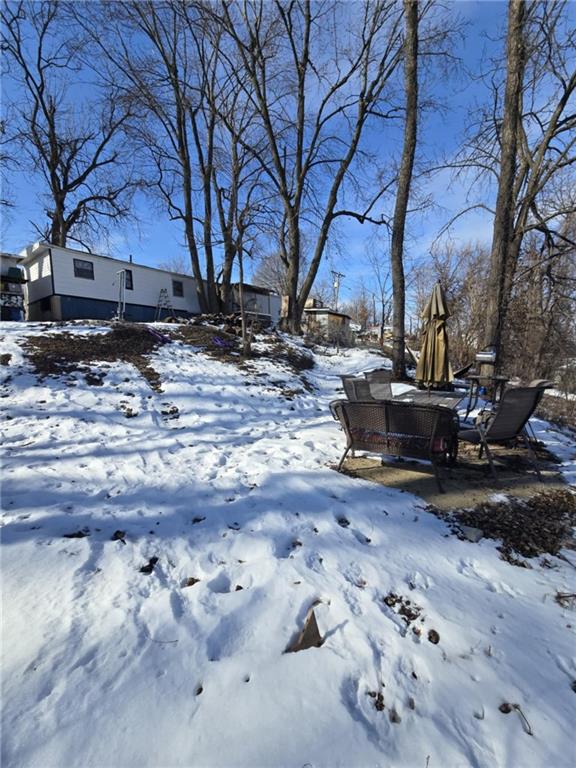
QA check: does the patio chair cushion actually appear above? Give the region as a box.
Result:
[350,428,450,454]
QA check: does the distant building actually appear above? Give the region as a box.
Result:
[356,324,392,343]
[228,283,281,326]
[14,242,280,324]
[302,304,351,338]
[0,253,27,321]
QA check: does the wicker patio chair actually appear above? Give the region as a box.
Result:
[458,386,544,480]
[364,369,393,400]
[330,399,459,492]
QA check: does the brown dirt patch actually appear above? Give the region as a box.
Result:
[166,324,239,359]
[24,323,164,391]
[245,339,315,392]
[23,321,247,392]
[430,488,576,566]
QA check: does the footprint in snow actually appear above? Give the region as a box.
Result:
[306,551,324,572]
[340,676,385,745]
[342,587,363,617]
[406,571,433,591]
[207,572,232,594]
[274,536,303,559]
[352,528,372,545]
[336,516,371,545]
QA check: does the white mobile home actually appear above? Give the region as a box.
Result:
[20,243,202,322]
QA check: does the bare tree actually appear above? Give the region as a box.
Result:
[157,255,193,275]
[410,243,490,369]
[365,249,393,343]
[78,1,266,313]
[448,0,576,370]
[481,0,528,370]
[80,0,214,310]
[389,0,419,379]
[0,113,16,209]
[1,1,135,248]
[251,252,294,296]
[504,218,576,380]
[215,0,406,333]
[341,284,371,329]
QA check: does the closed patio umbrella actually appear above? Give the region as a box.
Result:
[415,282,453,389]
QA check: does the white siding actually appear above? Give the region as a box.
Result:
[247,291,281,321]
[25,253,52,303]
[232,287,281,324]
[268,294,281,323]
[48,247,201,313]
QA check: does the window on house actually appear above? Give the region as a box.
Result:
[73,258,94,280]
[172,280,184,297]
[125,269,133,290]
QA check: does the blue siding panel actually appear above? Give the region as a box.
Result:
[59,295,192,322]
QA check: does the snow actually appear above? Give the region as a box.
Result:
[1,322,575,768]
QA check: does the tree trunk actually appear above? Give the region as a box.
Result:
[218,245,235,311]
[280,211,301,334]
[390,0,418,380]
[482,0,527,372]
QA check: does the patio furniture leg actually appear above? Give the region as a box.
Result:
[432,459,445,494]
[338,446,351,471]
[465,379,479,419]
[481,437,498,480]
[520,431,543,481]
[526,421,538,444]
[446,436,458,466]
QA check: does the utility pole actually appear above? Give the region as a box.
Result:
[331,270,345,311]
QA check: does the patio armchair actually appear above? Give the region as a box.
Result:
[364,369,393,400]
[458,386,544,480]
[340,375,374,401]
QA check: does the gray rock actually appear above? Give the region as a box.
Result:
[460,525,483,543]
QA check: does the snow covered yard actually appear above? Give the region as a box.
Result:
[1,322,575,768]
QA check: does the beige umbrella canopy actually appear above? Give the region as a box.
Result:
[415,282,453,388]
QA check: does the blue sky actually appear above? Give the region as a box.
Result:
[0,1,524,306]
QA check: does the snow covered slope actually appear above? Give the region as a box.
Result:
[1,323,575,768]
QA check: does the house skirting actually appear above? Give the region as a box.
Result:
[28,295,193,322]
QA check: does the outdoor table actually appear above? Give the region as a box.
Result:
[464,374,509,418]
[393,389,465,410]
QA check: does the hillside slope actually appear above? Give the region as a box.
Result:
[1,322,575,768]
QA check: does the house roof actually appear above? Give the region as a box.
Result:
[303,307,351,319]
[19,242,197,281]
[230,282,279,296]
